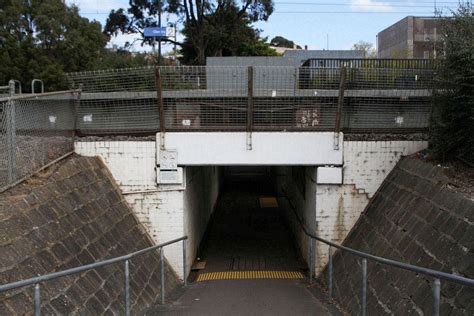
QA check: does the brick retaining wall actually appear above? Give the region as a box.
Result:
[320,157,473,315]
[0,155,181,314]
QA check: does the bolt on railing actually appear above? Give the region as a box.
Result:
[0,236,188,315]
[294,208,474,316]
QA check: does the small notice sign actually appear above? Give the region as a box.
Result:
[159,150,178,170]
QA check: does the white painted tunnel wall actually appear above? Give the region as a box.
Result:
[277,140,428,275]
[313,140,428,274]
[275,166,317,267]
[75,141,223,279]
[183,166,222,275]
[75,139,428,279]
[75,141,186,278]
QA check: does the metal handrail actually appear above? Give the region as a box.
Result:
[290,203,474,316]
[0,236,188,316]
[31,79,44,94]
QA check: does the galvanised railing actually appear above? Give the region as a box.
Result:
[293,206,474,316]
[0,236,188,316]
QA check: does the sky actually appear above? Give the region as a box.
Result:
[66,0,461,53]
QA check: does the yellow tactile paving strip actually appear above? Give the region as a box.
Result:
[196,271,304,282]
[259,197,279,208]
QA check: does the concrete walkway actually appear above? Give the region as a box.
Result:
[146,178,335,315]
[148,279,331,315]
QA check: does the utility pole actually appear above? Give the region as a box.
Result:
[158,0,162,65]
[174,22,178,65]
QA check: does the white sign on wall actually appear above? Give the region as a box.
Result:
[159,150,178,170]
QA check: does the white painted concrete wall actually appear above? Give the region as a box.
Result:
[277,140,428,275]
[343,141,428,198]
[311,140,428,273]
[75,141,222,279]
[76,138,428,278]
[163,132,343,165]
[75,141,157,192]
[275,166,317,267]
[183,166,222,275]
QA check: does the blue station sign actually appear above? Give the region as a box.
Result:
[144,27,167,37]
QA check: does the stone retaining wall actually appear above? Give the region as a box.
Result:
[0,155,181,314]
[320,157,473,315]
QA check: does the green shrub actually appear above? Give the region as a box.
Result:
[430,3,474,163]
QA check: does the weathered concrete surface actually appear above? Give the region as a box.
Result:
[146,179,338,315]
[0,155,181,315]
[319,157,474,315]
[146,279,333,316]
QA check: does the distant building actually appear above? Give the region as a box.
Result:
[283,50,365,65]
[378,16,444,59]
[207,50,366,68]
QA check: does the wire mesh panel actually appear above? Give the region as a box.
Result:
[343,97,432,133]
[339,68,434,133]
[0,92,76,191]
[161,66,248,131]
[68,67,159,135]
[252,67,337,131]
[67,65,436,134]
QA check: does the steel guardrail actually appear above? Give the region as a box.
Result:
[290,203,473,316]
[0,236,188,316]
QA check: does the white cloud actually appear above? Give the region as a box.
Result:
[350,0,394,12]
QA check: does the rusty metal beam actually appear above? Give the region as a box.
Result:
[247,66,254,150]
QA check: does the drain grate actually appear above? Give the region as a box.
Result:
[196,271,304,282]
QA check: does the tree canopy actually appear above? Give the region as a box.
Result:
[0,0,111,90]
[105,0,276,64]
[270,36,301,49]
[352,41,377,58]
[430,3,474,163]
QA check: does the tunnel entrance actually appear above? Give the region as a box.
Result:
[190,167,306,280]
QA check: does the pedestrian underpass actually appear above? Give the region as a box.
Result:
[148,167,336,315]
[191,169,305,282]
[2,63,472,314]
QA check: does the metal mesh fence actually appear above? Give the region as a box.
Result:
[67,65,436,134]
[0,91,77,191]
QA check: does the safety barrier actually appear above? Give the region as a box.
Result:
[0,236,188,316]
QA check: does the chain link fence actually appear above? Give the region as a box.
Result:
[0,91,77,192]
[68,65,435,135]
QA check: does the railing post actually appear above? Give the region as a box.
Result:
[334,66,346,150]
[433,278,441,316]
[72,86,82,143]
[183,240,187,287]
[34,283,41,316]
[328,245,333,300]
[124,260,130,316]
[308,236,314,284]
[155,67,166,150]
[246,66,254,150]
[361,258,367,316]
[6,97,17,183]
[160,247,165,304]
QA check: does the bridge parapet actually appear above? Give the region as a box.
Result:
[68,65,434,136]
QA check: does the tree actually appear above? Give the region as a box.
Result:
[238,38,279,56]
[104,0,275,64]
[270,36,301,49]
[430,3,474,163]
[352,41,377,58]
[179,4,277,63]
[96,49,154,69]
[0,0,109,91]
